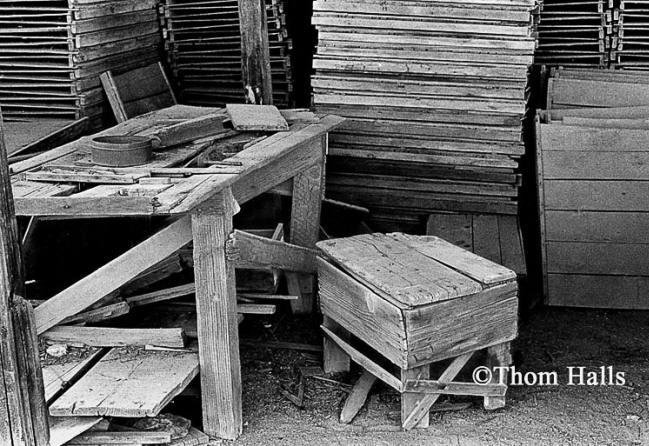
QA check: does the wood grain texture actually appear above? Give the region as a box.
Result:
[231,229,318,273]
[238,0,273,104]
[340,371,376,424]
[42,348,103,403]
[191,188,242,440]
[322,316,350,373]
[401,366,430,429]
[226,104,288,131]
[547,274,649,309]
[34,217,192,334]
[49,348,199,417]
[41,327,186,348]
[49,417,103,446]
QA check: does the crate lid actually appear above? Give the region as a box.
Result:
[317,233,517,309]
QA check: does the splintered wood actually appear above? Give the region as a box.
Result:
[537,68,649,309]
[49,347,199,417]
[312,0,537,228]
[0,0,162,127]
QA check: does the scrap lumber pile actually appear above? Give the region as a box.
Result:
[535,0,610,67]
[311,0,538,230]
[0,0,162,126]
[536,67,649,309]
[160,0,293,107]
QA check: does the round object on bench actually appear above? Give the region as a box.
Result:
[90,135,153,167]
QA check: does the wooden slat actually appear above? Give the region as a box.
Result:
[49,348,199,417]
[42,348,104,403]
[41,327,186,348]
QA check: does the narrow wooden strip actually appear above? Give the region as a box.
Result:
[67,431,171,445]
[42,349,104,403]
[60,301,130,325]
[41,327,186,348]
[340,371,376,424]
[404,380,506,397]
[230,229,318,273]
[321,325,402,391]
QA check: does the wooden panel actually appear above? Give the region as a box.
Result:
[318,258,407,368]
[497,215,526,275]
[540,123,649,152]
[49,347,199,417]
[317,233,483,308]
[545,211,649,243]
[472,214,502,264]
[49,417,103,446]
[405,288,518,367]
[42,348,103,403]
[542,151,649,180]
[544,180,649,211]
[547,274,649,309]
[550,78,649,108]
[226,104,288,131]
[546,242,649,275]
[426,213,473,250]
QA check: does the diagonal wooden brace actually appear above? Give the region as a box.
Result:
[402,352,474,430]
[404,380,506,398]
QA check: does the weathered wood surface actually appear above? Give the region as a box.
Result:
[340,371,376,424]
[41,327,186,348]
[238,0,273,104]
[49,417,103,446]
[0,108,49,445]
[226,104,288,131]
[49,347,199,417]
[230,229,317,273]
[4,118,88,157]
[42,348,104,403]
[66,430,172,444]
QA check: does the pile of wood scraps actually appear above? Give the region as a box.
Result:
[536,67,649,309]
[160,0,294,107]
[311,0,538,230]
[0,0,162,127]
[536,0,610,67]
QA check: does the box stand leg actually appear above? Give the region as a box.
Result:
[484,342,512,410]
[322,316,350,373]
[340,370,377,423]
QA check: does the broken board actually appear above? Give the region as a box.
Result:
[49,347,199,417]
[226,104,289,131]
[42,347,104,403]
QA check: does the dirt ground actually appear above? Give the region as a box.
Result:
[204,306,649,446]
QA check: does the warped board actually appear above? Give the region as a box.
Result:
[49,347,199,417]
[42,348,104,403]
[49,416,103,446]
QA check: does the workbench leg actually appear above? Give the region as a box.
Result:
[192,189,242,440]
[484,342,512,410]
[401,365,430,429]
[289,138,326,314]
[322,316,350,373]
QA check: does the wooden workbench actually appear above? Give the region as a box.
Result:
[10,105,343,440]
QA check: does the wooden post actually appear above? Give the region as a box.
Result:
[288,136,327,314]
[238,0,273,104]
[0,109,49,445]
[191,188,242,440]
[484,342,512,410]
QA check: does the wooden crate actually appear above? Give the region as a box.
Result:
[317,233,518,370]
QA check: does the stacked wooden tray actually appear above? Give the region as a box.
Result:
[161,0,293,107]
[536,0,610,67]
[611,0,649,68]
[0,0,163,126]
[537,67,649,309]
[311,0,537,229]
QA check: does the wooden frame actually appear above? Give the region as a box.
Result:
[10,105,343,440]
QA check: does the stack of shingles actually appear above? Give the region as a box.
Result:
[161,0,293,107]
[0,0,162,128]
[311,0,537,231]
[39,225,288,445]
[535,0,610,67]
[611,0,649,68]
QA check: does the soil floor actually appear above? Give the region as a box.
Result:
[209,306,649,446]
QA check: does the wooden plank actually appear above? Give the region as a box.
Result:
[238,0,273,104]
[34,217,193,334]
[425,213,473,250]
[41,327,186,348]
[544,180,649,211]
[401,366,430,429]
[550,78,649,108]
[49,417,103,446]
[42,348,104,403]
[545,210,649,243]
[226,104,288,131]
[321,325,403,391]
[547,274,649,309]
[339,371,376,424]
[66,431,172,445]
[0,107,49,446]
[60,301,130,325]
[191,188,242,440]
[472,214,502,265]
[317,233,483,307]
[392,233,516,286]
[230,229,317,273]
[497,215,526,275]
[404,380,506,397]
[166,427,209,446]
[546,241,649,275]
[49,348,199,417]
[543,150,649,180]
[540,123,649,152]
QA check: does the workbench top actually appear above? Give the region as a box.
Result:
[10,105,344,217]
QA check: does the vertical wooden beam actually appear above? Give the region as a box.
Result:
[288,136,326,314]
[191,188,242,440]
[322,316,350,373]
[484,342,512,410]
[238,0,273,104]
[0,109,49,445]
[401,366,431,429]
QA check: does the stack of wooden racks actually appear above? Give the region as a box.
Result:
[311,0,538,230]
[0,0,163,128]
[161,0,293,107]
